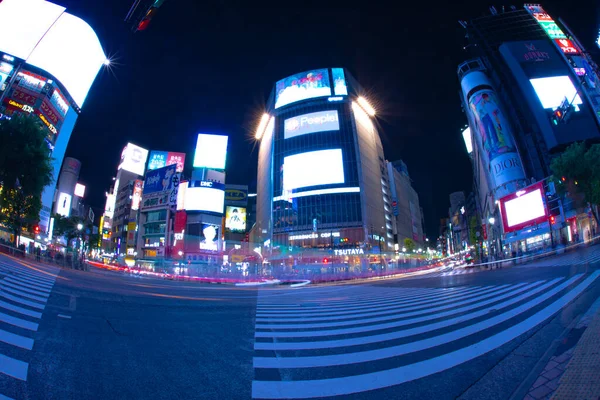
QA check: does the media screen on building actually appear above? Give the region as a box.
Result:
[143,164,178,195]
[148,151,186,172]
[56,192,72,217]
[284,110,340,139]
[131,180,143,211]
[462,127,473,154]
[500,184,547,232]
[193,134,228,169]
[331,68,348,96]
[529,76,583,110]
[225,206,247,233]
[275,68,331,109]
[283,149,345,191]
[184,181,225,214]
[74,183,85,197]
[118,143,148,176]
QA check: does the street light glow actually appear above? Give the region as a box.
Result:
[488,217,495,225]
[103,58,111,66]
[255,113,270,140]
[77,223,83,230]
[357,96,376,116]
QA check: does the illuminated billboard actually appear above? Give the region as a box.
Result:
[554,39,579,55]
[177,181,188,210]
[500,183,547,233]
[147,151,168,170]
[284,110,340,139]
[118,143,148,176]
[331,68,348,96]
[283,149,345,191]
[193,134,228,169]
[225,206,247,233]
[131,180,143,211]
[199,224,219,252]
[0,0,107,107]
[143,164,178,195]
[462,127,473,154]
[56,192,72,217]
[184,181,225,214]
[104,193,115,219]
[529,76,583,110]
[275,68,331,109]
[166,152,185,172]
[0,62,13,89]
[74,183,85,197]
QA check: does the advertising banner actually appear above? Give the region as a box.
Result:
[275,68,331,109]
[147,151,168,170]
[468,88,525,188]
[184,181,225,214]
[225,206,247,233]
[172,211,187,258]
[118,143,148,176]
[331,68,348,96]
[143,164,177,195]
[199,224,219,252]
[131,180,143,210]
[284,110,340,139]
[193,134,228,169]
[167,152,185,172]
[0,61,13,89]
[40,98,62,126]
[224,187,248,205]
[50,89,69,117]
[127,222,137,243]
[11,89,37,106]
[499,182,547,233]
[554,39,579,55]
[74,183,85,197]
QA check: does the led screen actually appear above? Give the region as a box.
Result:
[176,181,188,210]
[283,149,345,191]
[331,68,348,96]
[193,134,228,169]
[143,164,178,195]
[529,76,583,110]
[462,127,473,154]
[166,152,186,172]
[118,143,149,176]
[225,206,247,233]
[26,12,106,107]
[199,224,219,252]
[184,181,225,214]
[275,68,331,109]
[504,189,546,228]
[284,110,339,139]
[147,151,168,170]
[0,0,66,60]
[131,180,143,211]
[74,183,85,197]
[56,192,72,217]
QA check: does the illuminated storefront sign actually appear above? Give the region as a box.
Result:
[333,248,365,256]
[574,67,586,76]
[40,99,61,125]
[554,39,579,55]
[6,99,34,113]
[131,180,143,210]
[12,89,37,106]
[289,232,341,241]
[38,113,57,135]
[50,89,69,117]
[18,71,46,93]
[284,110,340,139]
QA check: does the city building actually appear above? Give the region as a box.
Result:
[0,0,107,233]
[255,68,424,271]
[458,4,600,256]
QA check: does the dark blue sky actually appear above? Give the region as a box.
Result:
[55,0,600,238]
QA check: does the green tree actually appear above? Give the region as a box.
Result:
[550,142,600,225]
[0,115,54,244]
[403,238,416,252]
[52,215,86,248]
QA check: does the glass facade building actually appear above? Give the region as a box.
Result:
[256,68,402,256]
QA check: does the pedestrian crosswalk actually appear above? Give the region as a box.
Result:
[0,258,59,400]
[523,248,600,267]
[251,271,600,399]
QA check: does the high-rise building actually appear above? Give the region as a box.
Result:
[458,4,600,255]
[0,0,107,232]
[255,68,419,266]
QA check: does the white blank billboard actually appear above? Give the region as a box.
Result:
[193,134,228,169]
[0,0,106,107]
[56,192,72,217]
[504,189,546,227]
[185,186,225,214]
[74,183,85,197]
[283,149,345,191]
[529,76,583,109]
[118,143,148,176]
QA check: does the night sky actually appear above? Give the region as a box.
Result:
[54,0,599,238]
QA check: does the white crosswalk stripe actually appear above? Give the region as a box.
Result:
[523,250,600,267]
[251,271,600,399]
[0,258,59,399]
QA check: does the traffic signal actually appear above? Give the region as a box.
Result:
[323,258,329,264]
[551,109,563,125]
[550,215,556,224]
[33,225,40,234]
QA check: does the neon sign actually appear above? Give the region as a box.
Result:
[38,113,57,135]
[289,232,341,240]
[554,39,579,55]
[7,99,33,113]
[333,248,365,256]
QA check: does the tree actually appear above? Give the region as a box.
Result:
[403,238,416,252]
[550,142,600,225]
[0,115,54,244]
[52,215,86,249]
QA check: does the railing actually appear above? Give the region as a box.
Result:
[0,242,87,270]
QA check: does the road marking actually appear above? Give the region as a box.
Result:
[256,284,512,321]
[257,285,481,314]
[1,269,55,286]
[0,327,34,350]
[251,271,599,398]
[0,353,28,381]
[1,281,50,298]
[255,279,559,350]
[0,300,42,319]
[0,393,16,400]
[0,311,38,331]
[255,284,514,330]
[6,276,53,291]
[57,314,71,319]
[0,292,45,310]
[0,286,47,303]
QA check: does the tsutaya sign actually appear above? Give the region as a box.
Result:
[334,248,365,256]
[289,232,340,241]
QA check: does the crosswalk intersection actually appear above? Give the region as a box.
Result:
[252,271,600,399]
[522,247,600,267]
[0,258,59,400]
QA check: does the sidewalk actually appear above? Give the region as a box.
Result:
[523,297,600,399]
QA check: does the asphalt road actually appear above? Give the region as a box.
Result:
[1,250,599,400]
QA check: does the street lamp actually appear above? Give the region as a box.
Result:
[488,217,495,225]
[77,223,83,231]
